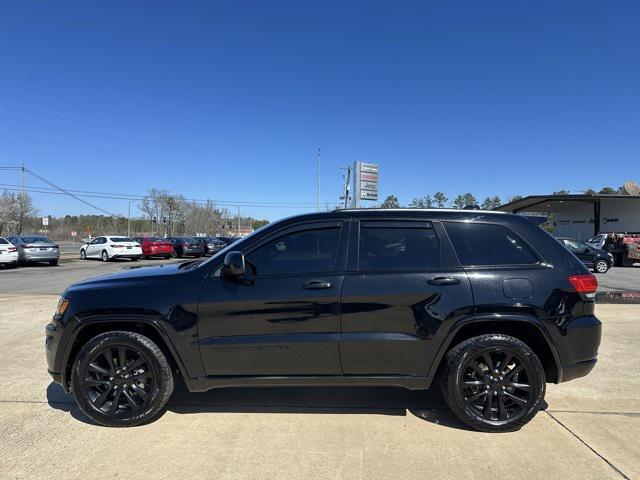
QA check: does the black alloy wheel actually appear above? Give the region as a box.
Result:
[441,334,545,432]
[72,331,174,427]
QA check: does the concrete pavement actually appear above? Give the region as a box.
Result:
[0,295,638,479]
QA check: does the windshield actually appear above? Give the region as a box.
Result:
[565,239,588,250]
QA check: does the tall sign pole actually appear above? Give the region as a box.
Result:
[316,148,322,212]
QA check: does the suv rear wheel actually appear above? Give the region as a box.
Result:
[71,331,174,427]
[441,334,545,432]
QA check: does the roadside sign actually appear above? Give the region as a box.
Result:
[360,181,378,191]
[42,217,49,227]
[353,161,379,205]
[71,231,77,237]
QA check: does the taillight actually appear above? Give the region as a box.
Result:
[110,244,124,249]
[568,275,598,294]
[8,247,17,252]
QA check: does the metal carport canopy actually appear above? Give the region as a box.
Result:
[493,194,635,214]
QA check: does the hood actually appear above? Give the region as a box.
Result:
[67,263,185,292]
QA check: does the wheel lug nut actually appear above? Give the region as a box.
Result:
[109,377,113,381]
[502,386,506,390]
[485,385,489,389]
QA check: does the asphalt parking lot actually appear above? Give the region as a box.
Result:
[0,287,639,478]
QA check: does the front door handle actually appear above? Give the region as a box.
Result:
[302,280,333,290]
[427,276,460,286]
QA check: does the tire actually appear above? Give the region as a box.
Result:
[441,334,546,433]
[171,250,178,259]
[49,260,58,266]
[71,331,174,427]
[130,257,138,262]
[80,249,86,260]
[101,250,109,262]
[594,259,609,274]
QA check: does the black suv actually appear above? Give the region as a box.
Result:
[45,209,601,431]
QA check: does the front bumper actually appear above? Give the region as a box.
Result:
[557,315,602,383]
[45,321,64,386]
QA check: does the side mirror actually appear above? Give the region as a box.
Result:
[223,251,245,276]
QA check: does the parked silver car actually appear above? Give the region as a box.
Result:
[7,235,60,266]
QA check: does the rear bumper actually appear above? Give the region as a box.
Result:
[144,248,173,256]
[22,251,60,261]
[0,253,18,263]
[557,315,602,383]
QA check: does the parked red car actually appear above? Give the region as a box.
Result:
[132,237,174,259]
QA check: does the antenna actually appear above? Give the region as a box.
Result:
[624,180,640,196]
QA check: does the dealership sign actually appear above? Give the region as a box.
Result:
[353,161,379,205]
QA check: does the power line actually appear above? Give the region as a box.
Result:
[0,165,334,212]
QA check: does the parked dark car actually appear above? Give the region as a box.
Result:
[46,209,600,431]
[8,235,60,266]
[192,237,226,256]
[557,237,613,274]
[132,237,174,259]
[166,237,204,258]
[217,236,239,247]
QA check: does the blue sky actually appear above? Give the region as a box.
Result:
[0,1,638,220]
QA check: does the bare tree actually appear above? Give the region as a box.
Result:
[16,192,37,234]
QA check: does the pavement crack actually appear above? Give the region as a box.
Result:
[545,411,630,480]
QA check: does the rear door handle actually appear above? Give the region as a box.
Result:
[427,276,460,286]
[302,280,333,290]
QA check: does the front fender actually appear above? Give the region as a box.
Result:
[59,313,201,393]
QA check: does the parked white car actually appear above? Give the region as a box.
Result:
[0,237,19,268]
[80,236,142,262]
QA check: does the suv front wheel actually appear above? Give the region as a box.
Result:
[71,331,174,427]
[441,334,546,432]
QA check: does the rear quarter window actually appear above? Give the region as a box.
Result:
[445,222,538,266]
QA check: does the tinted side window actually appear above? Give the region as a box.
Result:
[445,222,538,266]
[247,228,340,275]
[359,224,440,270]
[0,238,8,245]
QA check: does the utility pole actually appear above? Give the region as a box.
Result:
[127,199,134,238]
[237,206,241,236]
[339,166,351,209]
[20,162,25,194]
[316,147,321,212]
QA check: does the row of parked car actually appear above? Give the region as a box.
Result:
[80,235,238,262]
[0,235,60,268]
[0,234,240,268]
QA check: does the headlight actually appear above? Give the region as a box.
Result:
[55,297,70,317]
